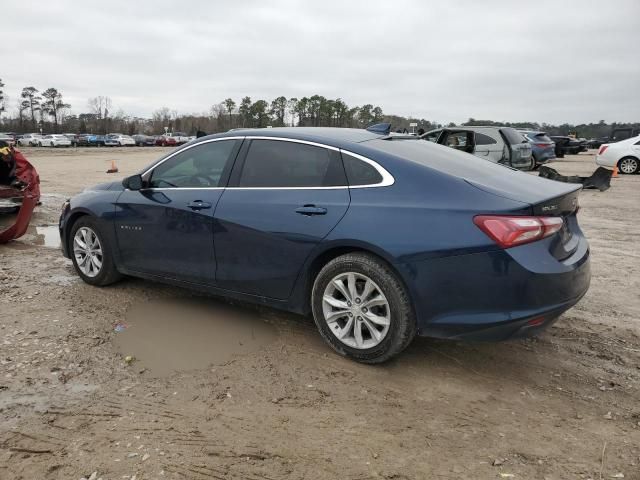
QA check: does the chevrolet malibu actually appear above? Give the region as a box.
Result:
[59,128,591,363]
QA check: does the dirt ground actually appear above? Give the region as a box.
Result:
[1,146,639,480]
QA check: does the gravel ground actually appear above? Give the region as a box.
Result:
[1,147,639,480]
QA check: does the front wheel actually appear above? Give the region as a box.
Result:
[618,157,639,174]
[311,253,416,363]
[69,217,122,286]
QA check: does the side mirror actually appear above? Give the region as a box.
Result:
[123,174,143,191]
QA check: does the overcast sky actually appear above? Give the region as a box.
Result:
[1,0,638,124]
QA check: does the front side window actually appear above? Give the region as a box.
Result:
[445,131,468,147]
[423,130,441,143]
[149,140,237,188]
[238,140,345,187]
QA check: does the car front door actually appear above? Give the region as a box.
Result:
[213,138,350,300]
[114,138,241,285]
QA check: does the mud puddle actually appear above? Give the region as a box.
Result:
[113,298,277,377]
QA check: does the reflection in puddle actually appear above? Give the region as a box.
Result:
[33,225,61,248]
[114,298,277,377]
[0,221,62,248]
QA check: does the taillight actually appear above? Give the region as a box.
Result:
[535,143,551,148]
[473,215,564,248]
[598,145,608,155]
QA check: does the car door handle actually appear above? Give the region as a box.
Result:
[295,205,327,216]
[187,200,212,210]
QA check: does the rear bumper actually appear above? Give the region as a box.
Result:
[401,234,591,341]
[595,155,616,167]
[533,148,556,165]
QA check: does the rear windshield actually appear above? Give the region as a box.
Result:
[500,128,527,145]
[365,138,515,179]
[526,132,552,143]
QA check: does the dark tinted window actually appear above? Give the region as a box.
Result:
[342,153,383,185]
[500,128,527,145]
[239,140,345,187]
[475,132,497,145]
[525,132,552,143]
[150,140,236,188]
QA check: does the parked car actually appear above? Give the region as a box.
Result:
[104,134,135,147]
[132,134,157,146]
[595,135,640,174]
[17,133,43,147]
[519,130,556,168]
[86,135,106,147]
[164,132,190,145]
[62,133,78,145]
[0,133,15,146]
[59,127,590,363]
[587,137,609,149]
[156,135,178,147]
[550,136,587,156]
[72,134,93,147]
[421,126,533,170]
[38,134,72,147]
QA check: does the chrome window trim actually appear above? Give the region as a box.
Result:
[136,135,395,191]
[339,150,395,188]
[141,136,245,177]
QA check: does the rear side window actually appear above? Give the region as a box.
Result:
[500,128,527,145]
[342,153,383,186]
[474,132,497,145]
[239,140,345,187]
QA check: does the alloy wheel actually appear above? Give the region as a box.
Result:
[73,227,103,278]
[619,158,638,174]
[322,272,391,349]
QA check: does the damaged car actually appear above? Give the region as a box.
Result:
[0,142,41,243]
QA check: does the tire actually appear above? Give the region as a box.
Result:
[311,253,417,363]
[69,216,122,286]
[618,157,639,175]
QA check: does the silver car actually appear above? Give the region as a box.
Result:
[422,126,533,170]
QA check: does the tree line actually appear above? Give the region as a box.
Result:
[0,78,637,139]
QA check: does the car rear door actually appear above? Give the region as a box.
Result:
[472,132,496,157]
[500,128,532,169]
[114,138,241,285]
[213,138,350,300]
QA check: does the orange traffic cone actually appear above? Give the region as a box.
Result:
[612,166,618,178]
[107,160,118,174]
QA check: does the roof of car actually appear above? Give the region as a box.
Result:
[205,127,384,145]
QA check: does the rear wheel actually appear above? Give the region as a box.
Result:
[311,253,416,363]
[618,157,639,174]
[70,217,122,286]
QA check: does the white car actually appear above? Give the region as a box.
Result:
[18,133,43,146]
[596,135,640,174]
[165,132,190,145]
[38,134,72,147]
[104,134,136,147]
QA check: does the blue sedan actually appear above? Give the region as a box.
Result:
[59,128,590,363]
